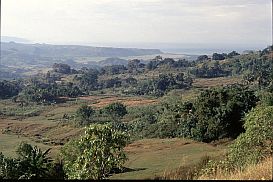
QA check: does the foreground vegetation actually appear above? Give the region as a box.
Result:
[0,45,272,179]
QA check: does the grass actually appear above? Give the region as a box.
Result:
[79,95,158,109]
[157,155,212,180]
[0,99,47,118]
[0,94,159,161]
[198,157,273,180]
[110,138,226,179]
[163,88,201,102]
[0,133,60,158]
[0,94,159,147]
[192,76,242,88]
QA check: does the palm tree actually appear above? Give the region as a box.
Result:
[16,142,52,179]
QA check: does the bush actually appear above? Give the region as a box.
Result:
[61,124,129,180]
[76,105,95,125]
[227,106,273,169]
[192,85,257,142]
[198,106,273,178]
[102,102,127,118]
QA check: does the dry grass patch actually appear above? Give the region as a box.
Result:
[198,157,273,180]
[193,76,242,88]
[80,95,158,108]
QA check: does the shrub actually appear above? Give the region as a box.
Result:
[61,124,129,180]
[102,102,127,118]
[76,105,95,125]
[227,106,273,169]
[199,106,273,178]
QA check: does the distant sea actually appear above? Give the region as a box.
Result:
[161,47,262,55]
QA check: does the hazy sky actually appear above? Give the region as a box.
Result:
[1,0,272,49]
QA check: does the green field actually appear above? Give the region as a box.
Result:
[111,138,226,179]
[0,133,60,158]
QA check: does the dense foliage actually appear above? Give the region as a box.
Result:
[0,80,22,99]
[128,85,257,142]
[227,106,273,168]
[190,61,230,78]
[16,82,82,104]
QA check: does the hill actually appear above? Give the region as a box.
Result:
[97,57,129,66]
[0,42,162,67]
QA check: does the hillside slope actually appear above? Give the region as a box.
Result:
[0,42,162,67]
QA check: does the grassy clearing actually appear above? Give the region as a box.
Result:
[0,100,47,117]
[0,118,82,145]
[0,133,60,158]
[110,138,226,179]
[193,76,242,88]
[163,88,201,102]
[79,95,158,109]
[0,94,158,148]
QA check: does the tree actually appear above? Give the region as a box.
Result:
[192,85,257,142]
[18,84,57,104]
[146,60,159,70]
[197,55,209,62]
[0,142,54,179]
[100,77,122,89]
[61,124,129,180]
[101,65,127,75]
[76,105,95,125]
[212,53,226,60]
[124,77,137,85]
[0,80,22,99]
[52,63,71,74]
[128,59,140,73]
[227,51,240,58]
[15,142,52,179]
[102,102,127,118]
[77,69,99,91]
[153,55,163,61]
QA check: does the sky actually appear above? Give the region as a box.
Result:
[1,0,272,52]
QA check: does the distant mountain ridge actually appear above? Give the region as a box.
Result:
[1,42,162,58]
[1,36,31,43]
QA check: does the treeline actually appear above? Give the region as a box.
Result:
[191,46,272,78]
[0,72,192,104]
[128,84,257,142]
[0,80,23,99]
[0,46,272,104]
[15,82,82,104]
